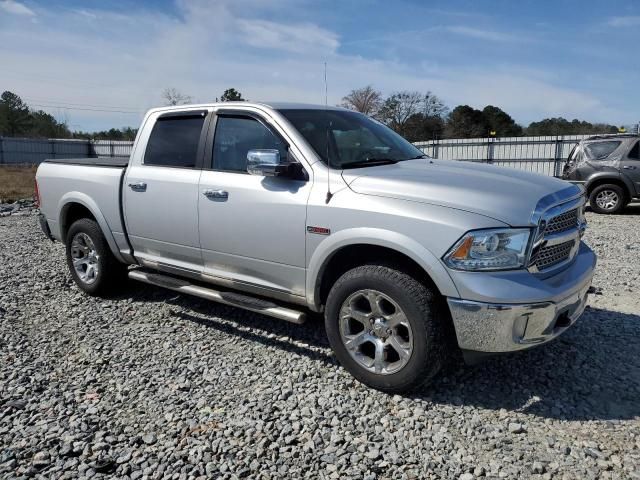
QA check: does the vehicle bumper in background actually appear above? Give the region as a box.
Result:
[447,242,596,354]
[38,213,55,241]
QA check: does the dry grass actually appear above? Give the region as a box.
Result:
[0,165,37,203]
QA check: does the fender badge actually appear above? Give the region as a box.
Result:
[307,226,331,235]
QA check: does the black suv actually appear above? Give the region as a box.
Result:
[562,134,640,214]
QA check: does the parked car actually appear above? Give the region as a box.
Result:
[562,134,640,214]
[35,102,596,393]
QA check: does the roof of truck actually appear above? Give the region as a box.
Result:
[146,101,346,116]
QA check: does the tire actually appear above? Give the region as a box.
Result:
[65,218,127,296]
[589,184,626,214]
[325,265,448,393]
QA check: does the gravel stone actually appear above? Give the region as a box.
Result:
[0,204,639,479]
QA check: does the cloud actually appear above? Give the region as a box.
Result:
[607,16,640,27]
[441,25,520,42]
[237,19,339,53]
[0,0,35,16]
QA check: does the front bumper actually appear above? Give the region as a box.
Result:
[447,242,596,353]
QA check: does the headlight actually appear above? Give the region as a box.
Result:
[443,228,531,271]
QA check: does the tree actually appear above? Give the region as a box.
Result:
[445,105,490,138]
[29,110,71,138]
[0,91,31,136]
[341,85,382,116]
[525,117,618,136]
[403,113,445,142]
[220,88,244,102]
[482,105,522,137]
[377,91,425,137]
[162,87,192,106]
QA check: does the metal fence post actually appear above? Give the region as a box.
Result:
[50,139,55,160]
[486,138,494,164]
[553,135,564,177]
[110,142,115,158]
[433,139,439,159]
[0,137,4,165]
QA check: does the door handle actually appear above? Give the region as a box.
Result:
[623,165,636,170]
[128,181,147,192]
[202,189,229,199]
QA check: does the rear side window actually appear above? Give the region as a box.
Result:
[585,141,621,160]
[144,115,205,168]
[212,116,287,172]
[629,141,639,160]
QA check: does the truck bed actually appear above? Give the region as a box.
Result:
[42,156,130,168]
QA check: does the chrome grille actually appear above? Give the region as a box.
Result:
[544,208,579,235]
[534,240,575,270]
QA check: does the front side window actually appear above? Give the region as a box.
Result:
[585,141,621,160]
[144,115,205,168]
[278,109,425,169]
[213,116,287,172]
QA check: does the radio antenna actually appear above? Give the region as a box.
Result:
[324,62,333,204]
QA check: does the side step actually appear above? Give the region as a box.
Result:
[128,269,306,324]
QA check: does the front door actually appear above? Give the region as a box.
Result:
[621,140,640,195]
[124,111,208,272]
[198,112,310,298]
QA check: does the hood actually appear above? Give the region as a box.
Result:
[342,160,580,226]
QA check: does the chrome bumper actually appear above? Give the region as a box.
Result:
[447,244,595,353]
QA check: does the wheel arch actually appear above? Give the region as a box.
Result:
[307,228,460,312]
[58,193,126,263]
[586,174,633,201]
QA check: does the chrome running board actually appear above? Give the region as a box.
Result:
[128,269,306,324]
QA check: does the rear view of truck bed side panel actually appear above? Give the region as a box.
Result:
[36,162,129,262]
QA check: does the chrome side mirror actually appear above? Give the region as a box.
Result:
[247,149,289,177]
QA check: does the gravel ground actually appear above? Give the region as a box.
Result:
[1,206,639,479]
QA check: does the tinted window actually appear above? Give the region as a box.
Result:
[278,109,425,169]
[628,141,639,160]
[585,141,621,160]
[145,115,205,168]
[213,116,287,172]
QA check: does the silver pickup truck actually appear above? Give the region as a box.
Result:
[35,102,596,392]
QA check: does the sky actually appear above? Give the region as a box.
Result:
[1,0,639,132]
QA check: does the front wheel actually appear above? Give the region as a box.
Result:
[325,265,448,393]
[65,218,127,296]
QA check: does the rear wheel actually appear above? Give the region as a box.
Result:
[589,184,626,214]
[325,265,448,393]
[65,218,127,296]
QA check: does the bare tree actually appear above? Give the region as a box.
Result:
[377,91,424,131]
[162,87,192,106]
[340,85,382,116]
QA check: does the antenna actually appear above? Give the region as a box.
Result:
[324,62,333,204]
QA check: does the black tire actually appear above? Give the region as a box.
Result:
[325,265,448,393]
[589,184,626,214]
[65,218,127,296]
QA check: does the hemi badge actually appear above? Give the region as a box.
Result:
[307,226,331,235]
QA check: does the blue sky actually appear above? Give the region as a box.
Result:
[1,0,639,132]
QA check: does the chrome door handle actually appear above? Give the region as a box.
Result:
[128,181,147,192]
[623,165,636,170]
[202,189,228,199]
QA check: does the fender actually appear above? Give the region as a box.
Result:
[585,172,635,196]
[306,227,461,311]
[57,192,127,264]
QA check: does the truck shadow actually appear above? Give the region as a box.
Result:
[125,284,639,421]
[412,306,640,422]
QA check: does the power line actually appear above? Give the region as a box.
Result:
[23,97,138,110]
[28,103,142,114]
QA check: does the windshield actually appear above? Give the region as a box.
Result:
[278,109,426,169]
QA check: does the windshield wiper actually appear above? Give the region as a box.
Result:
[341,158,399,169]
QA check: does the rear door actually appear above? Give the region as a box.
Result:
[197,109,310,299]
[124,110,209,273]
[621,140,640,195]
